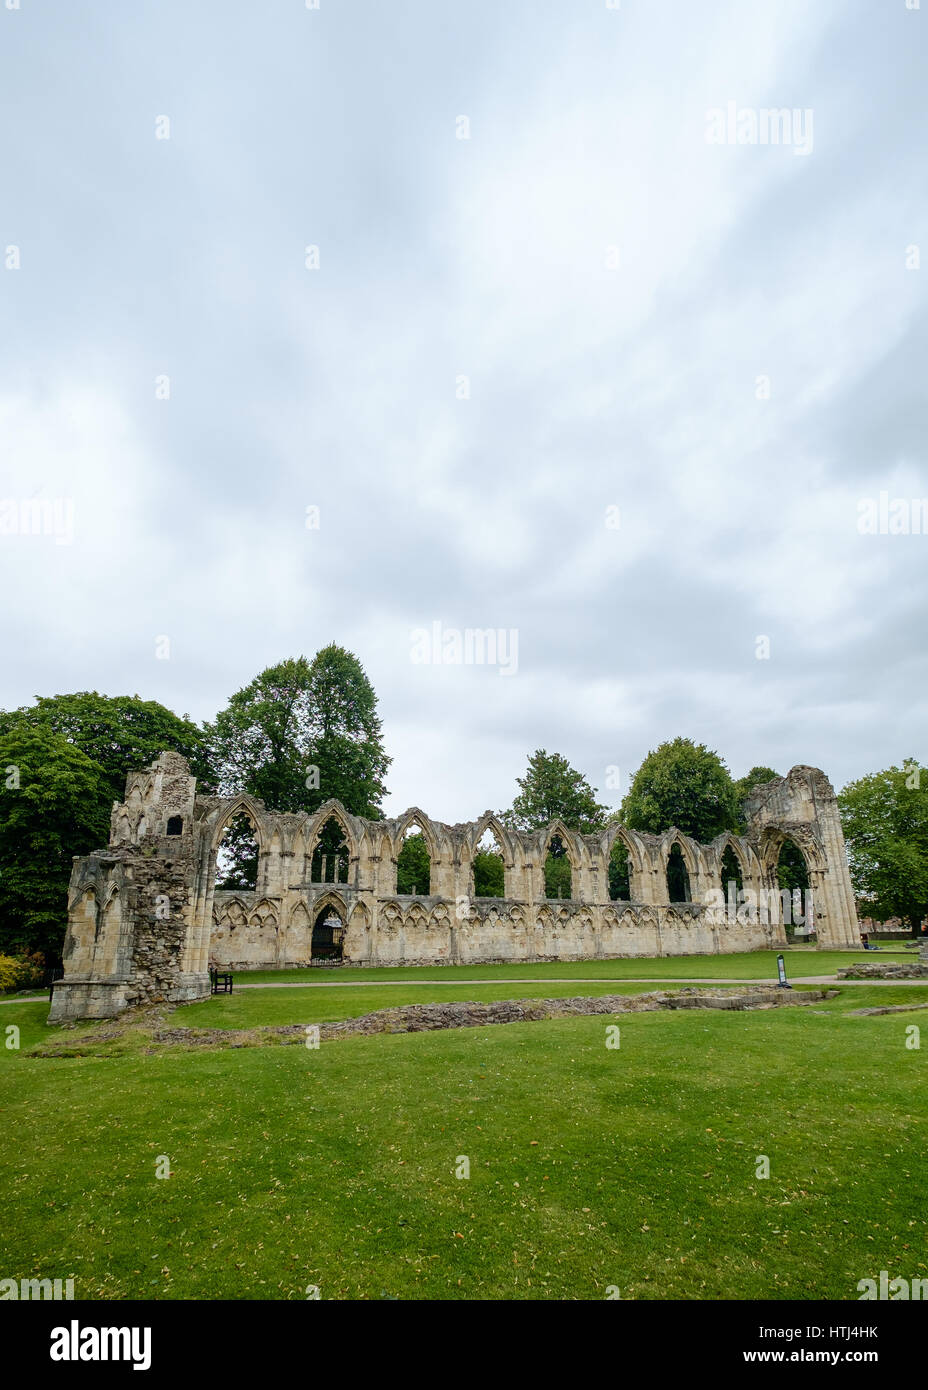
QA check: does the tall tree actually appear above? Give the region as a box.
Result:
[206,646,390,818]
[838,761,928,933]
[396,832,431,895]
[500,750,608,834]
[473,849,505,898]
[0,725,113,960]
[0,691,212,804]
[621,737,740,842]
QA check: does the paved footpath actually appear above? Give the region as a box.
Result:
[231,974,928,989]
[5,974,926,1004]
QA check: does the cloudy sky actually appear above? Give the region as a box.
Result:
[0,0,925,823]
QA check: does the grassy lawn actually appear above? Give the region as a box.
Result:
[0,982,924,1301]
[235,947,900,986]
[179,980,697,1030]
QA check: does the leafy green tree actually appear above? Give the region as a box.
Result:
[608,840,631,900]
[0,691,212,803]
[310,817,350,884]
[621,737,740,841]
[775,838,810,901]
[206,646,390,818]
[396,832,430,894]
[500,750,608,834]
[214,812,259,892]
[838,761,928,933]
[0,725,113,959]
[543,837,572,899]
[473,849,505,898]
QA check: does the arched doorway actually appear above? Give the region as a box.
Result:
[776,837,812,940]
[311,905,346,963]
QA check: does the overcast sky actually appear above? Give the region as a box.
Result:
[0,0,925,823]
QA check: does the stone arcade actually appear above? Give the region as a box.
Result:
[48,752,860,1022]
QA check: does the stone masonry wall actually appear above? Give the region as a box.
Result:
[49,753,860,1021]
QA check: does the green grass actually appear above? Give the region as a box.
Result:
[179,980,695,1030]
[0,982,924,1301]
[235,948,892,986]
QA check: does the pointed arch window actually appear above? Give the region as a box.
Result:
[397,828,431,895]
[666,843,691,903]
[608,837,632,901]
[310,817,349,884]
[215,811,259,891]
[473,827,505,898]
[544,833,572,900]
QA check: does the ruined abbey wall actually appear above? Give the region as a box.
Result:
[48,752,860,1022]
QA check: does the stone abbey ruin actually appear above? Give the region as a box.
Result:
[48,752,860,1022]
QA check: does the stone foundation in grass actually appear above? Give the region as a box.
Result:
[33,985,840,1057]
[837,962,928,980]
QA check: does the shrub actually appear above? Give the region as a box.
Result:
[0,951,45,993]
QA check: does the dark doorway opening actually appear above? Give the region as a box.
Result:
[311,907,345,963]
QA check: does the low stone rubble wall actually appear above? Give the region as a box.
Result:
[837,962,928,980]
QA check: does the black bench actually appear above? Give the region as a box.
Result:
[210,969,233,995]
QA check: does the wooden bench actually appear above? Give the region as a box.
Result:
[210,969,233,995]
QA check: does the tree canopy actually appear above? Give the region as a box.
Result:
[473,847,505,898]
[500,750,608,834]
[733,765,780,824]
[205,646,390,818]
[838,761,928,932]
[0,691,211,804]
[620,737,740,842]
[396,832,431,895]
[0,725,113,960]
[0,693,212,960]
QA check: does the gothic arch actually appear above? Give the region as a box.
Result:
[712,832,752,881]
[249,898,279,930]
[394,809,440,862]
[602,824,645,876]
[211,794,267,852]
[758,826,824,877]
[311,888,348,921]
[289,901,312,929]
[469,813,513,865]
[214,897,248,929]
[405,901,429,929]
[348,899,371,931]
[658,830,700,880]
[304,801,359,863]
[540,820,581,870]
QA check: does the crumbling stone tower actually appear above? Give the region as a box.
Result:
[49,752,206,1022]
